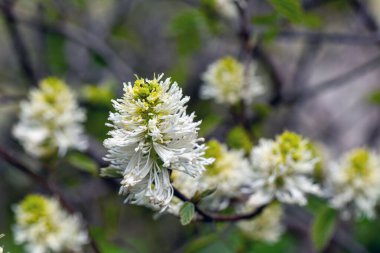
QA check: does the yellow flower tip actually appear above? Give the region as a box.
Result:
[275,131,307,161]
[40,77,68,92]
[215,56,242,78]
[38,77,69,104]
[19,194,49,225]
[132,77,162,104]
[346,148,371,177]
[204,140,229,176]
[220,56,240,68]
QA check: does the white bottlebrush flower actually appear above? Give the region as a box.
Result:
[215,0,239,19]
[249,131,321,206]
[104,74,213,209]
[198,140,253,210]
[169,140,252,213]
[201,56,265,106]
[13,194,88,253]
[13,77,87,158]
[328,148,380,219]
[238,203,283,243]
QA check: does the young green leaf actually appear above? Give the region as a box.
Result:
[268,0,304,24]
[311,207,337,251]
[179,202,195,226]
[100,167,123,178]
[227,126,253,153]
[67,152,98,176]
[170,10,204,56]
[368,90,380,105]
[191,187,217,203]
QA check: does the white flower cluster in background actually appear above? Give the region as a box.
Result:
[249,131,321,206]
[238,203,283,243]
[13,77,87,158]
[0,234,4,253]
[214,0,239,19]
[13,194,88,253]
[170,140,252,212]
[197,140,252,210]
[369,0,380,24]
[104,74,213,209]
[201,56,265,106]
[328,148,380,219]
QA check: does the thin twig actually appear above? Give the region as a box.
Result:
[0,5,133,81]
[347,0,380,148]
[173,188,268,222]
[290,55,380,104]
[348,0,379,33]
[291,37,322,89]
[0,94,24,104]
[276,30,380,45]
[1,0,37,85]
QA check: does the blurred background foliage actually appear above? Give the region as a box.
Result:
[1,0,380,252]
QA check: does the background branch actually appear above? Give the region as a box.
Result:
[1,0,37,85]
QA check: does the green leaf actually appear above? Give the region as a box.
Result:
[268,0,304,24]
[170,10,204,55]
[199,113,222,136]
[199,0,222,34]
[191,187,217,203]
[100,167,123,178]
[168,58,189,86]
[311,207,337,251]
[67,152,98,176]
[184,234,218,253]
[227,126,253,153]
[90,227,132,253]
[47,33,67,74]
[368,90,380,105]
[179,202,195,226]
[302,13,322,28]
[252,13,279,26]
[82,83,115,106]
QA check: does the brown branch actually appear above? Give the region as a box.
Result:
[289,55,380,104]
[291,37,322,90]
[348,0,379,34]
[1,0,37,85]
[0,145,101,253]
[173,187,268,222]
[276,30,380,45]
[0,5,133,81]
[0,94,24,104]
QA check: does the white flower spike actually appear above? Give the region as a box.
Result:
[104,74,213,209]
[170,140,252,212]
[201,56,265,106]
[13,194,88,253]
[198,140,252,210]
[249,131,321,206]
[13,77,87,158]
[328,148,380,219]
